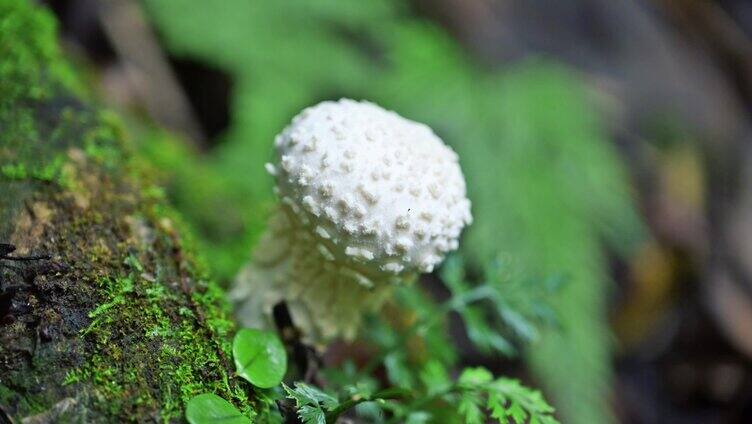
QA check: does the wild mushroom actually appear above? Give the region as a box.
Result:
[231,99,472,342]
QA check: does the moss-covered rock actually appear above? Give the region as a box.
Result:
[0,1,255,421]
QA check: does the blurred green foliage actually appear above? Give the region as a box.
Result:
[344,255,562,423]
[441,255,563,357]
[137,127,267,283]
[142,1,644,422]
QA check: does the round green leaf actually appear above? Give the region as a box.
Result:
[233,328,287,388]
[185,393,249,424]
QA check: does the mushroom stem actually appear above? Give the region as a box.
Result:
[231,205,407,342]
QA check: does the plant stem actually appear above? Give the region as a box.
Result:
[383,385,463,424]
[324,387,412,423]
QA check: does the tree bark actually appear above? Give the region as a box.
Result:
[0,1,253,422]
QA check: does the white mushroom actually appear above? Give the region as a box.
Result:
[231,99,472,342]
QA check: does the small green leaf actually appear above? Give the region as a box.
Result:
[419,360,450,395]
[284,383,338,424]
[458,391,484,424]
[233,328,287,388]
[458,367,493,385]
[297,405,326,424]
[384,352,415,389]
[284,382,338,410]
[185,393,249,424]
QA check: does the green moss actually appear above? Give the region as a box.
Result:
[0,0,81,163]
[0,1,89,191]
[0,1,256,422]
[0,0,78,102]
[0,155,73,189]
[82,110,128,169]
[42,137,258,421]
[50,153,256,421]
[0,384,47,417]
[0,384,15,410]
[135,126,271,283]
[65,245,254,422]
[1,162,27,179]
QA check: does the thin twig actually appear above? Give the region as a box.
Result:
[324,387,413,424]
[97,0,205,146]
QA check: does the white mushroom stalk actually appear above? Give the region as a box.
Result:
[231,99,472,342]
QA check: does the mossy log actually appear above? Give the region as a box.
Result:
[0,1,255,422]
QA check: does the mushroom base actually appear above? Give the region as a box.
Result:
[230,208,409,343]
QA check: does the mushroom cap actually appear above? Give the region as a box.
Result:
[270,99,472,277]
